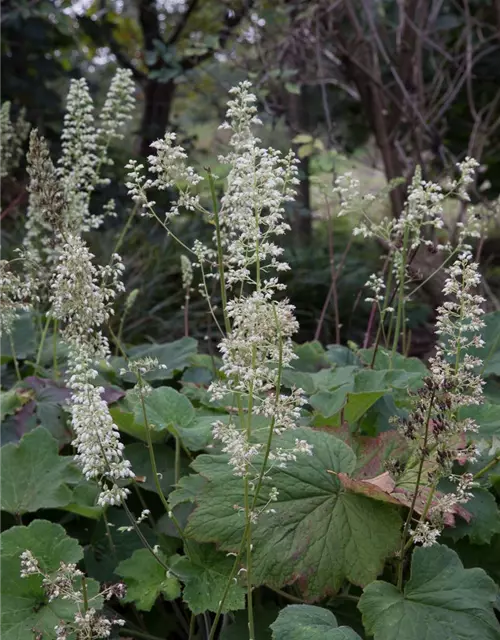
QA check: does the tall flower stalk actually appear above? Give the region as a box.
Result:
[126,81,312,640]
[13,69,138,507]
[395,250,484,585]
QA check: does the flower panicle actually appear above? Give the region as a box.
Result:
[20,549,126,639]
[396,251,485,546]
[49,233,133,506]
[0,100,30,178]
[58,71,136,234]
[203,83,310,488]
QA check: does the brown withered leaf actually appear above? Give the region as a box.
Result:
[332,470,471,527]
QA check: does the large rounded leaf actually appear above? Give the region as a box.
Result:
[1,520,98,640]
[186,428,402,599]
[1,428,81,515]
[359,544,500,640]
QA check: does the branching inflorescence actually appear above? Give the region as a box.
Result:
[20,550,126,639]
[125,80,313,638]
[4,70,138,507]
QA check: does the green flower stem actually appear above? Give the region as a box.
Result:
[136,372,188,546]
[133,483,156,527]
[473,454,500,480]
[8,333,22,381]
[188,613,196,640]
[199,258,224,337]
[244,345,258,640]
[391,228,409,366]
[52,319,59,377]
[397,388,436,589]
[403,480,438,554]
[207,168,231,334]
[107,322,128,359]
[208,528,249,640]
[209,308,285,639]
[121,501,170,572]
[103,510,117,558]
[370,256,394,367]
[112,203,138,258]
[407,247,459,299]
[34,315,51,369]
[244,476,255,640]
[145,203,196,256]
[174,434,181,486]
[81,576,89,612]
[93,427,170,573]
[269,587,305,604]
[250,306,284,509]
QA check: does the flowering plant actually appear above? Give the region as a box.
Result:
[1,79,499,640]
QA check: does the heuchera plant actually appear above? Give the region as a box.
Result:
[1,77,499,640]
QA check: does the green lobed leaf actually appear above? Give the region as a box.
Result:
[1,427,81,515]
[110,404,164,443]
[358,347,427,375]
[310,368,423,424]
[358,544,500,640]
[325,345,362,367]
[461,403,500,437]
[169,474,207,508]
[170,542,245,614]
[1,520,99,640]
[0,311,36,363]
[116,548,180,611]
[133,386,195,431]
[129,386,225,451]
[180,412,228,451]
[442,488,500,545]
[62,481,103,520]
[447,534,500,586]
[292,342,330,372]
[112,337,198,382]
[270,605,362,640]
[186,428,402,598]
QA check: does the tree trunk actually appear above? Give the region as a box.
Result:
[139,79,177,157]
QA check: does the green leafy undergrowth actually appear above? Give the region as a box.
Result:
[2,330,500,640]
